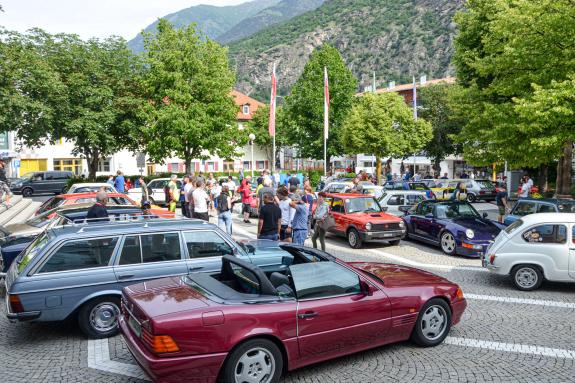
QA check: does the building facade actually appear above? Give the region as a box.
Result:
[8,91,273,178]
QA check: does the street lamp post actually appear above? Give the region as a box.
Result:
[249,133,256,178]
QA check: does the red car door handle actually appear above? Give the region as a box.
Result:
[298,312,319,319]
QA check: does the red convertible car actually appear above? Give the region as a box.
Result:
[325,193,406,248]
[120,247,467,383]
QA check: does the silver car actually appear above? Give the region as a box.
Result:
[4,219,260,338]
[378,190,429,216]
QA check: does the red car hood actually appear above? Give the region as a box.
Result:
[123,276,208,318]
[349,212,400,222]
[349,262,450,287]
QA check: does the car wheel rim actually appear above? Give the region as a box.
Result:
[89,302,119,333]
[234,347,275,383]
[349,232,357,246]
[420,305,447,341]
[515,267,538,289]
[441,233,455,253]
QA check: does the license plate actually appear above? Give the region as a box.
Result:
[128,315,142,338]
[383,233,392,237]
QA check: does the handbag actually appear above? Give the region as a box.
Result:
[319,214,336,231]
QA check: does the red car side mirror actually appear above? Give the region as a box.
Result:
[360,280,374,296]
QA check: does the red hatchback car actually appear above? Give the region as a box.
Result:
[120,249,466,383]
[325,193,406,248]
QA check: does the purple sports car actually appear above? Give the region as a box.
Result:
[401,200,504,257]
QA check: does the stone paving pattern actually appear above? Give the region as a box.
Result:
[1,211,575,382]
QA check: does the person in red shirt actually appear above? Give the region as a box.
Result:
[124,178,133,191]
[238,177,254,224]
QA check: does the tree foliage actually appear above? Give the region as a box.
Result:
[284,44,357,162]
[0,29,143,179]
[418,83,463,175]
[140,19,240,171]
[452,0,575,194]
[341,92,432,183]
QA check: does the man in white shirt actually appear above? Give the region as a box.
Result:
[525,175,533,194]
[183,176,195,218]
[192,180,210,221]
[224,175,236,193]
[519,180,529,198]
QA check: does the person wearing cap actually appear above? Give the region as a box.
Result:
[289,192,308,245]
[87,191,109,223]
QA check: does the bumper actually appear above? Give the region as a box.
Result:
[456,242,490,258]
[119,316,227,383]
[451,298,467,326]
[5,295,41,321]
[481,254,501,271]
[359,229,405,242]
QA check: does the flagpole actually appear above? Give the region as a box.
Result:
[324,67,329,177]
[269,63,277,174]
[412,76,417,178]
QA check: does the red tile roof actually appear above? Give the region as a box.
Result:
[357,77,456,96]
[231,90,265,121]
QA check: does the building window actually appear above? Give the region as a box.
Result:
[243,161,251,170]
[256,161,266,170]
[0,133,9,150]
[243,105,250,115]
[98,158,111,172]
[223,161,234,172]
[53,158,82,175]
[146,163,156,175]
[206,161,216,172]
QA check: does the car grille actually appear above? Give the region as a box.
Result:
[371,222,402,231]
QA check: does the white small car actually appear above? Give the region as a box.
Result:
[127,178,182,205]
[378,190,429,216]
[483,213,575,291]
[67,183,118,194]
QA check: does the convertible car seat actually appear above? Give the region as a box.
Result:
[270,272,295,298]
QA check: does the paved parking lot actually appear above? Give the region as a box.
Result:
[1,211,574,382]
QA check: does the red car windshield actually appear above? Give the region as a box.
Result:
[345,197,382,213]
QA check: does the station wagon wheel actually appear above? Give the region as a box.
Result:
[347,228,363,249]
[78,296,120,338]
[411,298,452,347]
[440,231,456,256]
[222,338,283,383]
[511,265,543,291]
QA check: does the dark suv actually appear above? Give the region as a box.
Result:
[10,171,73,197]
[4,219,288,338]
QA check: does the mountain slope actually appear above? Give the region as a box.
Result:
[218,0,325,44]
[229,0,463,100]
[127,0,279,53]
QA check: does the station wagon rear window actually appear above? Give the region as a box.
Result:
[17,233,50,273]
[39,237,119,273]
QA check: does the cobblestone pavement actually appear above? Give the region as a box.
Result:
[1,212,574,382]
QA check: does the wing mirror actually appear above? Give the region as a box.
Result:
[360,280,374,296]
[381,206,388,212]
[281,256,293,266]
[483,212,488,219]
[398,205,411,214]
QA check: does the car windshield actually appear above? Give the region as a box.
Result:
[557,202,575,213]
[435,202,480,219]
[20,172,35,180]
[477,181,495,190]
[17,232,50,273]
[25,213,54,228]
[346,197,382,213]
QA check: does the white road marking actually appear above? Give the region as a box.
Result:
[87,338,150,380]
[465,293,575,309]
[444,337,575,359]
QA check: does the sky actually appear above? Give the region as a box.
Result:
[0,0,249,40]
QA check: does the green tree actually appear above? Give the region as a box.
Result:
[140,19,240,172]
[247,105,288,170]
[341,93,432,184]
[452,0,575,195]
[0,29,142,179]
[418,83,463,177]
[284,44,357,164]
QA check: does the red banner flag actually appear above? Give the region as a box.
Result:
[268,64,277,137]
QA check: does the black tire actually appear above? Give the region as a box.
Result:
[22,187,33,198]
[221,338,283,383]
[511,264,543,291]
[411,298,452,347]
[439,231,457,256]
[347,228,363,249]
[466,193,476,203]
[77,296,121,339]
[389,239,401,246]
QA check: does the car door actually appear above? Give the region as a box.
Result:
[113,231,188,286]
[329,197,346,234]
[148,180,167,203]
[22,236,120,321]
[29,172,49,193]
[411,201,435,239]
[182,230,244,273]
[519,224,569,280]
[292,262,391,359]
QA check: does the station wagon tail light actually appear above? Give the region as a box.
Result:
[489,254,496,264]
[142,330,180,354]
[456,288,464,300]
[9,294,25,313]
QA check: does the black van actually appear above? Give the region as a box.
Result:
[10,171,73,197]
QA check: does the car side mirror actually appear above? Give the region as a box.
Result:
[281,256,293,266]
[381,206,388,212]
[425,213,434,219]
[483,212,488,219]
[360,280,374,296]
[398,205,410,214]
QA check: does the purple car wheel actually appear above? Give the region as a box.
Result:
[440,232,456,255]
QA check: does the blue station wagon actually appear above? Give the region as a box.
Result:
[4,219,323,338]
